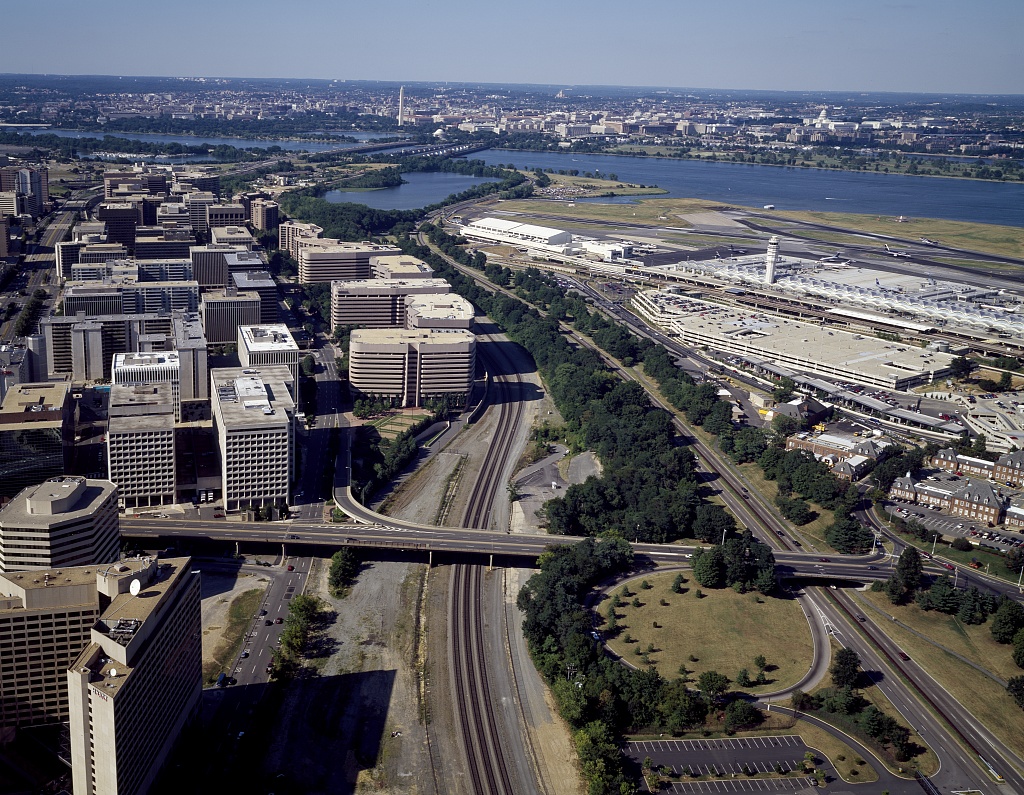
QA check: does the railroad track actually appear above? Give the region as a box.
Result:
[447,336,526,795]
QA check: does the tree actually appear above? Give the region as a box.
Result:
[998,370,1013,392]
[692,547,725,588]
[697,670,730,703]
[950,536,973,552]
[300,354,316,377]
[1013,629,1024,669]
[830,647,861,689]
[724,700,763,731]
[328,547,360,595]
[896,547,923,592]
[754,655,768,672]
[659,680,708,733]
[949,357,973,378]
[992,600,1024,644]
[1007,676,1024,710]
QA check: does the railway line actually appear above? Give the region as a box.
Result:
[447,335,531,795]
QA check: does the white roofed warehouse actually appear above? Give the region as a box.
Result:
[461,217,572,252]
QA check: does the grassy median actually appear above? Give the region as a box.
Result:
[203,588,264,685]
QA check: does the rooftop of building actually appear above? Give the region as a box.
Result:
[112,351,181,370]
[201,288,259,303]
[231,270,275,289]
[75,557,194,694]
[0,382,70,431]
[351,328,476,345]
[371,254,434,277]
[660,296,958,381]
[0,564,98,594]
[331,278,451,293]
[405,293,475,321]
[0,477,116,527]
[172,311,207,349]
[211,366,294,428]
[239,325,298,352]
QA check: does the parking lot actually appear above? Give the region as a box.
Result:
[660,778,817,793]
[888,502,1024,552]
[626,735,818,780]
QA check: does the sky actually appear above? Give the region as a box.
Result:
[7,0,1023,94]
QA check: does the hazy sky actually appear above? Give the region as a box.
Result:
[7,0,1022,94]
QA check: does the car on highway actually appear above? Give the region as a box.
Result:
[856,614,867,622]
[264,619,273,626]
[275,617,283,624]
[818,557,831,563]
[867,565,878,570]
[240,650,249,659]
[897,651,911,661]
[287,564,294,571]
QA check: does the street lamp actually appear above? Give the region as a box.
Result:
[932,533,939,557]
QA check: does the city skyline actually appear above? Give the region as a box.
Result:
[4,0,1022,95]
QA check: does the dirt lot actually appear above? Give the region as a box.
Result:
[200,569,271,669]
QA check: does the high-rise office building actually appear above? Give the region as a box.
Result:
[349,329,476,408]
[206,203,245,230]
[200,288,261,345]
[330,278,451,329]
[61,279,200,317]
[297,241,401,283]
[172,312,209,404]
[0,215,9,258]
[0,565,102,732]
[370,254,434,280]
[107,384,176,509]
[0,383,75,499]
[237,325,300,386]
[231,271,278,323]
[184,192,216,236]
[0,477,119,573]
[133,227,196,259]
[210,225,255,250]
[41,313,174,381]
[405,293,475,330]
[67,556,202,795]
[0,166,47,217]
[112,351,182,420]
[95,203,141,249]
[211,367,295,512]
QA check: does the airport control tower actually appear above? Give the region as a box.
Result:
[764,236,780,284]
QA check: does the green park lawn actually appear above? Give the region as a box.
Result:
[598,572,813,695]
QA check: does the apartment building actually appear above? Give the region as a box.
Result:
[0,477,119,573]
[211,367,295,512]
[250,198,279,230]
[0,383,75,499]
[107,384,176,509]
[330,278,451,329]
[349,329,476,408]
[237,325,300,386]
[68,556,202,795]
[278,220,324,259]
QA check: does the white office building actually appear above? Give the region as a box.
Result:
[237,325,300,386]
[211,367,295,513]
[107,384,176,509]
[112,351,182,421]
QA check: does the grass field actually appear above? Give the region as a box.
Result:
[203,588,263,684]
[852,589,1024,764]
[734,461,834,552]
[598,572,814,695]
[497,197,719,225]
[529,171,667,197]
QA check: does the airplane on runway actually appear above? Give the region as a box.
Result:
[884,244,913,258]
[919,237,940,246]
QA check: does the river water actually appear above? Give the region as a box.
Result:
[323,172,501,211]
[468,149,1024,228]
